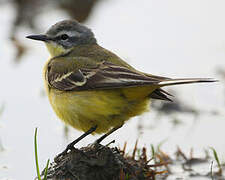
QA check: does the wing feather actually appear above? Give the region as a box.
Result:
[47,61,160,91]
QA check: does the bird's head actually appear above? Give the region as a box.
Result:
[26,20,97,56]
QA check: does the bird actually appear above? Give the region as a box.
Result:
[26,19,216,154]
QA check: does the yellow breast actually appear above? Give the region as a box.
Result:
[47,88,150,134]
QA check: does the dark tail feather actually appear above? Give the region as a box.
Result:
[150,88,173,102]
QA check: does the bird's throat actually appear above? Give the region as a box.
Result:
[45,42,71,57]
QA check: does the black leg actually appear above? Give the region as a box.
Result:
[55,125,97,159]
[95,125,123,144]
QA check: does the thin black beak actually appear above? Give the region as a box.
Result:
[26,34,51,42]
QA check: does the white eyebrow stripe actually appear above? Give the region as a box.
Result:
[56,30,81,37]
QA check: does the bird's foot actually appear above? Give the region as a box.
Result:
[54,125,97,161]
[86,139,115,154]
[54,143,75,161]
[87,141,101,149]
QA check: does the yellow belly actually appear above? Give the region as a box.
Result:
[46,86,154,134]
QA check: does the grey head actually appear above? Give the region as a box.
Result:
[26,20,97,48]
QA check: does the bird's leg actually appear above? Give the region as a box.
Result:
[55,125,97,159]
[95,125,123,144]
[67,125,97,149]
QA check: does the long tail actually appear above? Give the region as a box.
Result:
[158,78,217,87]
[150,78,218,102]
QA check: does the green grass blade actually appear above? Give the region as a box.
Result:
[43,159,50,180]
[210,147,222,176]
[151,144,155,157]
[34,128,41,180]
[210,147,221,169]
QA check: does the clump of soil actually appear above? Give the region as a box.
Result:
[40,142,167,180]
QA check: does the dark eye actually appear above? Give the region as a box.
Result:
[60,34,69,40]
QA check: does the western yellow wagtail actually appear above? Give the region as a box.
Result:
[27,20,216,155]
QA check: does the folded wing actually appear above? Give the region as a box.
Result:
[47,61,160,91]
[47,61,217,101]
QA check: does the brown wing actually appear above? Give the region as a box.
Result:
[47,61,161,91]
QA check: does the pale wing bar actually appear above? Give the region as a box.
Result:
[48,69,88,90]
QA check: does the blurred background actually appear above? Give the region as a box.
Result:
[0,0,224,179]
